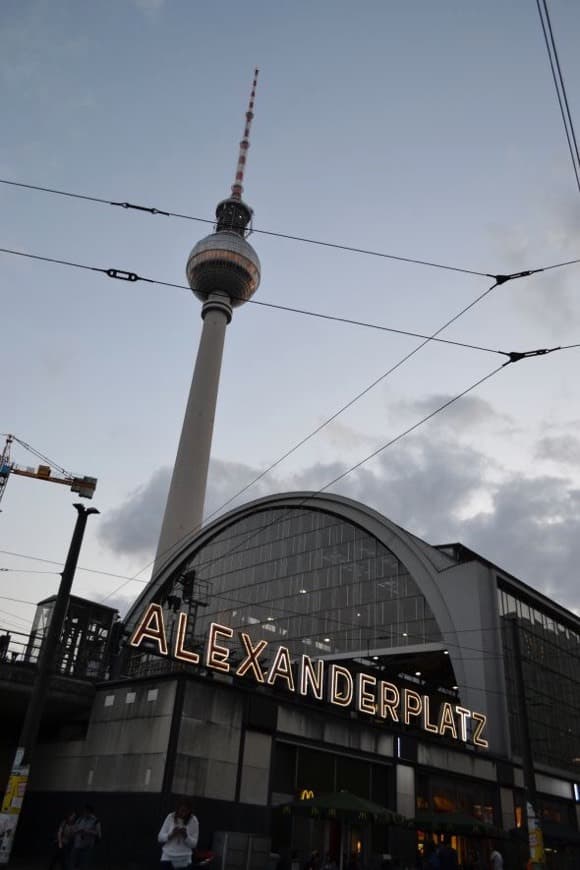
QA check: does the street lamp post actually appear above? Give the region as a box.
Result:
[0,503,99,865]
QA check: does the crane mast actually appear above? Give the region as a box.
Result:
[0,434,97,508]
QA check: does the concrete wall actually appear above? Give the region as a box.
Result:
[173,680,243,800]
[30,679,176,792]
[277,703,394,758]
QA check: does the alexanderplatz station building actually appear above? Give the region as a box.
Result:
[11,491,580,868]
[5,76,580,870]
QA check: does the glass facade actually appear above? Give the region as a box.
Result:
[156,506,442,660]
[498,585,580,771]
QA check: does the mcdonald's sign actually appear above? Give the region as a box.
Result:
[299,789,315,801]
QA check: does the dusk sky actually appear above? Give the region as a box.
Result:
[1,0,580,639]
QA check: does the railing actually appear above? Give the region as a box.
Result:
[0,626,112,681]
[0,627,42,666]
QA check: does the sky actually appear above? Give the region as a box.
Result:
[1,0,580,641]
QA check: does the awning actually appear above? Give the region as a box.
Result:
[279,790,406,825]
[413,812,500,836]
[541,822,580,846]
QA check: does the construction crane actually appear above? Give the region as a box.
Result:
[0,434,97,508]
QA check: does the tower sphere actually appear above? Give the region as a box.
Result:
[186,230,261,307]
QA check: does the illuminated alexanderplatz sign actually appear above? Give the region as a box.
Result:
[130,604,489,750]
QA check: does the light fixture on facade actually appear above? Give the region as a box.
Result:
[372,655,379,660]
[299,589,307,594]
[324,637,330,643]
[415,671,422,677]
[267,617,274,621]
[452,685,458,691]
[402,632,408,637]
[443,650,449,655]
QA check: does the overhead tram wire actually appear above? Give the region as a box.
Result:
[4,544,577,646]
[0,178,492,278]
[3,245,580,593]
[2,544,578,690]
[0,246,502,356]
[535,0,580,193]
[124,263,576,584]
[111,346,564,603]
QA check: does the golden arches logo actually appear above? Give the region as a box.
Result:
[299,789,315,801]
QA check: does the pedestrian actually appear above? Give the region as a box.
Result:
[423,843,440,870]
[158,800,199,870]
[0,633,10,661]
[437,838,458,870]
[49,810,76,870]
[70,804,101,870]
[304,851,321,870]
[489,844,503,870]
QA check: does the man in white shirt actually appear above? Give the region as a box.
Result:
[158,801,199,869]
[489,846,503,870]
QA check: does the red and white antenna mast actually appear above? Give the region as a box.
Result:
[230,68,259,202]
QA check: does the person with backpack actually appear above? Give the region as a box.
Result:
[48,810,76,870]
[158,800,199,870]
[423,842,440,870]
[70,805,101,870]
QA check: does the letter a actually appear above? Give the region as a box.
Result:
[129,603,168,656]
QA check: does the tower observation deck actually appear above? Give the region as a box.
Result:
[152,69,261,578]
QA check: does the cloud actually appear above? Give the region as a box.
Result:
[460,475,580,610]
[536,434,580,467]
[99,411,580,612]
[98,459,278,559]
[99,466,170,558]
[132,0,165,14]
[392,394,511,433]
[489,198,580,330]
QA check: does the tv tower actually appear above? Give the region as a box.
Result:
[152,69,261,578]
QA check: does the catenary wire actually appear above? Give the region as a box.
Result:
[0,595,37,605]
[3,245,580,599]
[130,319,572,593]
[535,0,580,193]
[0,245,510,356]
[1,542,574,659]
[0,550,146,583]
[0,244,549,586]
[123,261,577,582]
[114,362,508,607]
[0,178,492,278]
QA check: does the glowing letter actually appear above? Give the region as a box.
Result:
[235,632,268,682]
[438,701,458,739]
[129,603,168,656]
[472,712,488,749]
[455,706,471,742]
[205,622,233,673]
[357,673,377,715]
[299,656,324,700]
[403,689,423,725]
[267,645,295,691]
[379,681,400,722]
[422,696,439,734]
[329,665,353,707]
[174,611,199,664]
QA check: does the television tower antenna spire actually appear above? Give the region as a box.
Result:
[231,68,259,202]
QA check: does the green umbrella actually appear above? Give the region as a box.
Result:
[280,789,405,825]
[280,791,406,870]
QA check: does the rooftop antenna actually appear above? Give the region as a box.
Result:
[230,67,259,202]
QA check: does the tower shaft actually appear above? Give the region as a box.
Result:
[152,295,232,576]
